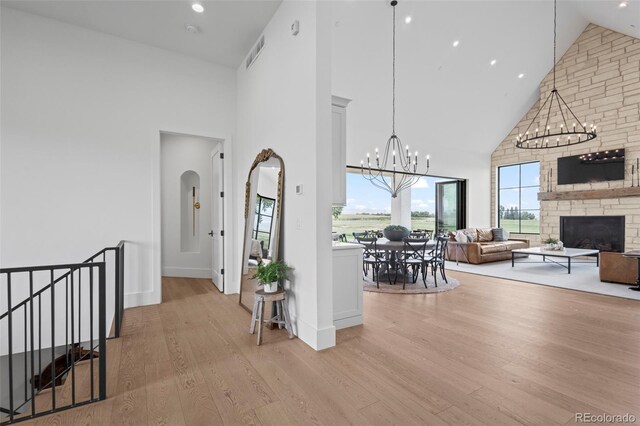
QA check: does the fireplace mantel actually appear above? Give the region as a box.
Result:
[538,187,640,201]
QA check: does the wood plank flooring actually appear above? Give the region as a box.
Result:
[21,272,640,425]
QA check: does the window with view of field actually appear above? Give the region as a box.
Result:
[410,176,451,232]
[498,162,540,234]
[331,172,454,239]
[331,172,391,239]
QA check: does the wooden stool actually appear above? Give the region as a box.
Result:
[249,289,294,345]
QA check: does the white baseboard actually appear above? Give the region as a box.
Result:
[162,267,212,279]
[297,319,336,351]
[124,290,161,309]
[334,315,363,330]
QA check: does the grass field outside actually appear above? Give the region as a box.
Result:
[332,214,436,239]
[499,219,540,234]
[333,215,540,238]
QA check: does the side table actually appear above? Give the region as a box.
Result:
[250,289,294,345]
[448,241,470,265]
[623,250,640,292]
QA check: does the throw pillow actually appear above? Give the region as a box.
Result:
[492,228,509,242]
[477,228,493,242]
[455,230,468,243]
[447,231,457,241]
[461,228,477,242]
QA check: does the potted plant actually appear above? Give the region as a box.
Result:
[542,237,563,251]
[251,260,292,293]
[383,225,410,241]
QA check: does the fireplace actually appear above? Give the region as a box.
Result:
[560,216,625,253]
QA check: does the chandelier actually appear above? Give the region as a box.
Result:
[515,0,597,149]
[360,0,430,198]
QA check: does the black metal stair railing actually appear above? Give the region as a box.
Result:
[0,241,124,425]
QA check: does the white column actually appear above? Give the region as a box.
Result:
[391,189,412,228]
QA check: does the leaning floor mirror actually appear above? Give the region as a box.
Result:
[239,149,285,312]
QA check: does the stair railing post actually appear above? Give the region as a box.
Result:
[97,262,107,400]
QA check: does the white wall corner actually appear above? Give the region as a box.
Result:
[296,319,336,351]
[124,289,161,309]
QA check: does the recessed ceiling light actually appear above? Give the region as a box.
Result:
[619,1,628,7]
[192,3,204,13]
[452,40,460,47]
[405,16,412,24]
[490,59,497,66]
[518,73,525,79]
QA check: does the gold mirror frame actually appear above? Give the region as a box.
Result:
[238,148,285,312]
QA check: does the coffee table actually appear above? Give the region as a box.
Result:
[511,247,599,274]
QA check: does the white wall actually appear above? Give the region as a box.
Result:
[235,0,335,350]
[1,8,236,320]
[161,133,221,279]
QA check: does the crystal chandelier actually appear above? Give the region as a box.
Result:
[515,0,597,149]
[360,0,430,198]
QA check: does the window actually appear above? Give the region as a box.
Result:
[332,172,391,238]
[253,194,275,249]
[498,162,540,234]
[410,176,464,233]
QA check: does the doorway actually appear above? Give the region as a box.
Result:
[160,132,225,291]
[435,180,467,234]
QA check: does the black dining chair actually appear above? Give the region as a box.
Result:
[423,236,449,287]
[355,236,391,288]
[353,232,367,240]
[396,237,430,289]
[412,229,434,240]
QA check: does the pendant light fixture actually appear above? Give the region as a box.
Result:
[515,0,597,149]
[360,0,430,198]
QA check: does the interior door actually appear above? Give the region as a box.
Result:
[210,146,224,291]
[435,180,467,234]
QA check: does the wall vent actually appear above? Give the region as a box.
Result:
[245,35,265,69]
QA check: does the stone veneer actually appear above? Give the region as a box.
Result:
[491,24,640,250]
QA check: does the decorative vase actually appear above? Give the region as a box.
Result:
[383,228,410,241]
[263,281,278,293]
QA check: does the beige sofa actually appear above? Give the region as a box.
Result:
[446,228,529,264]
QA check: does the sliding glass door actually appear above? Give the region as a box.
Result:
[435,180,466,234]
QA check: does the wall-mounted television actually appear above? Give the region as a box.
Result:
[557,149,625,185]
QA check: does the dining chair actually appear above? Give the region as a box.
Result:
[423,236,449,287]
[353,232,367,240]
[396,237,430,290]
[412,229,434,240]
[355,236,391,288]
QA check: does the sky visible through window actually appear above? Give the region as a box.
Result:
[333,172,453,238]
[342,173,450,215]
[498,162,540,234]
[498,162,540,211]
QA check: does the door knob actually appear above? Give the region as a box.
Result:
[208,231,214,236]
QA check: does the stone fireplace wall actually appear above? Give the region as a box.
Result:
[491,24,640,250]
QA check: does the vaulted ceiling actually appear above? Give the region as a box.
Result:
[332,0,640,156]
[2,0,638,156]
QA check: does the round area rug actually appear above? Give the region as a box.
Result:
[363,274,460,294]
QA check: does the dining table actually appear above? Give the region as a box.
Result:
[373,238,437,279]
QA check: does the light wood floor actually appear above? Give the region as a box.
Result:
[22,272,640,425]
